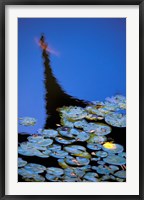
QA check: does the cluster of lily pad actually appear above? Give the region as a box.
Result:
[18,95,126,182]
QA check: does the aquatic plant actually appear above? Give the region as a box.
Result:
[18,158,27,167]
[19,117,37,126]
[105,113,126,127]
[103,155,126,165]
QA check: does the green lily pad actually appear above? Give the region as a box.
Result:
[118,152,126,157]
[18,158,27,167]
[83,123,111,136]
[65,156,90,166]
[84,172,99,182]
[24,163,46,173]
[46,167,64,176]
[19,117,37,126]
[60,117,74,128]
[22,174,45,182]
[102,143,124,154]
[105,113,126,127]
[64,145,86,154]
[59,106,87,121]
[114,170,126,179]
[95,151,108,158]
[48,144,62,151]
[92,165,110,175]
[27,135,44,143]
[45,174,61,182]
[42,129,58,138]
[50,150,68,159]
[103,155,126,165]
[87,143,102,150]
[74,119,88,129]
[58,159,69,169]
[64,145,91,158]
[87,134,107,144]
[55,136,75,144]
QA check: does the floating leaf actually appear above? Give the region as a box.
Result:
[87,143,102,150]
[60,117,74,128]
[48,144,61,151]
[59,106,87,121]
[45,174,60,182]
[62,176,79,182]
[23,174,45,182]
[105,113,126,127]
[27,135,44,143]
[24,163,46,173]
[74,119,88,129]
[46,167,64,176]
[118,152,126,158]
[19,117,37,126]
[83,123,111,136]
[97,161,106,165]
[50,150,68,159]
[103,155,126,165]
[55,136,75,144]
[95,151,108,158]
[64,145,86,154]
[84,172,99,182]
[102,143,124,154]
[18,158,27,167]
[65,156,90,166]
[92,165,110,175]
[42,129,58,138]
[58,159,69,169]
[114,170,126,179]
[87,134,107,144]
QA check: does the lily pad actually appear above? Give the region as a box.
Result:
[84,172,99,182]
[48,144,62,151]
[74,119,88,129]
[65,156,90,166]
[22,174,45,182]
[103,155,126,165]
[24,163,46,173]
[45,174,61,182]
[83,123,111,136]
[42,129,58,138]
[102,143,124,154]
[114,170,126,179]
[59,106,87,121]
[64,145,86,154]
[19,117,37,126]
[60,117,74,128]
[64,146,91,159]
[58,159,69,169]
[27,135,44,143]
[95,151,108,158]
[55,136,75,144]
[87,134,107,144]
[46,167,64,176]
[92,165,110,175]
[105,113,126,127]
[18,158,27,167]
[50,150,68,159]
[87,143,102,150]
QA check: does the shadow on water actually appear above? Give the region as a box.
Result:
[18,35,126,182]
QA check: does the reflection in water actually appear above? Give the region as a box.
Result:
[40,35,87,129]
[18,35,126,182]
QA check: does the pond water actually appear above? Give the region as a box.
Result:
[18,18,126,182]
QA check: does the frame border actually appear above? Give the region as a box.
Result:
[0,0,143,199]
